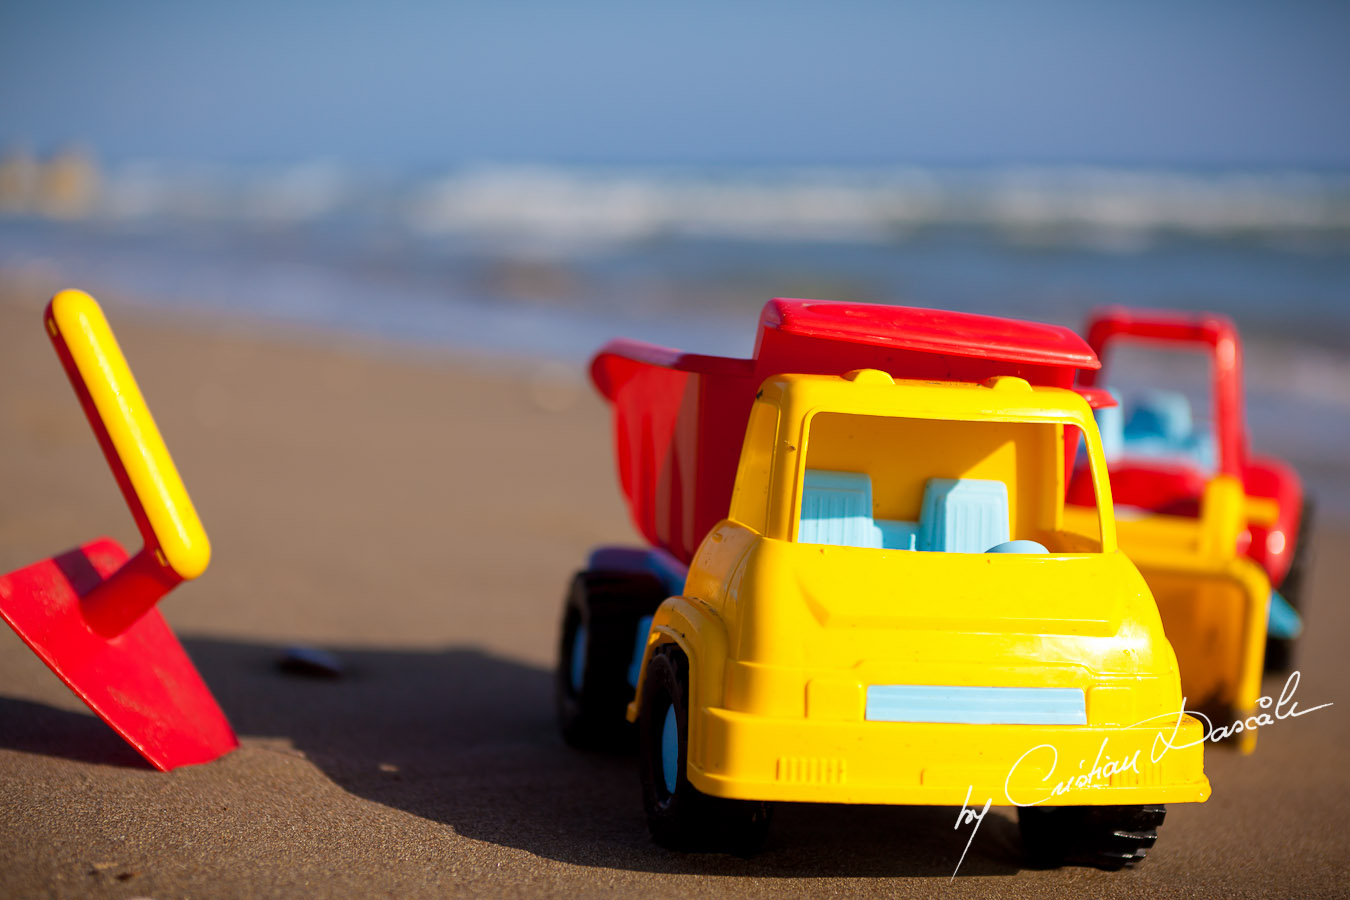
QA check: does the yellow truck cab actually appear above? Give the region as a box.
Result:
[563,300,1209,867]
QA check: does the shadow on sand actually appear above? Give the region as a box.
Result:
[0,695,149,769]
[3,637,1023,878]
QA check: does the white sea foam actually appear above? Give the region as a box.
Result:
[40,160,1350,249]
[400,165,1350,247]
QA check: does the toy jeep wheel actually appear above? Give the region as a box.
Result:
[1018,804,1165,870]
[556,570,666,750]
[639,644,771,854]
[1265,499,1313,673]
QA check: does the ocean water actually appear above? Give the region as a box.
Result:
[3,161,1349,512]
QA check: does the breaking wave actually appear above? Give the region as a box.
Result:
[6,158,1349,251]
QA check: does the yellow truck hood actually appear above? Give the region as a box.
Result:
[731,538,1172,684]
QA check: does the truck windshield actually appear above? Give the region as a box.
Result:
[795,412,1103,553]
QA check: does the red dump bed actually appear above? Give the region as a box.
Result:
[591,298,1104,564]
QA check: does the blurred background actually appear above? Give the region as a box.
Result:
[2,1,1348,498]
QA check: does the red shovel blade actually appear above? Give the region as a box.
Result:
[0,537,238,771]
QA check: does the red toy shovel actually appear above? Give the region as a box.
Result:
[0,290,238,770]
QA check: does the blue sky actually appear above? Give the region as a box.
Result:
[2,1,1347,167]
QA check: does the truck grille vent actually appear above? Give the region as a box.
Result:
[776,756,847,784]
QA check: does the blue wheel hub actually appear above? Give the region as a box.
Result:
[569,624,587,693]
[661,704,679,794]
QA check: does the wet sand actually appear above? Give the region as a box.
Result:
[0,276,1347,899]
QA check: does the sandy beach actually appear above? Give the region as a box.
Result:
[1,273,1347,899]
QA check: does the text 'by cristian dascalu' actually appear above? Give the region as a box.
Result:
[948,671,1332,880]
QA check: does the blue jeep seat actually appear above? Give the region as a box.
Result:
[1120,389,1218,470]
[1126,389,1194,444]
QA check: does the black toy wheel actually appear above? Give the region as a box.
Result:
[638,644,771,854]
[556,570,667,750]
[1265,499,1313,673]
[1018,804,1165,870]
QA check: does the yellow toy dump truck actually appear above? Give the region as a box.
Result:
[559,299,1209,867]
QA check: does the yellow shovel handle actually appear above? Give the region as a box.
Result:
[44,290,210,581]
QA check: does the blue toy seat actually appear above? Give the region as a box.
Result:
[799,471,1014,553]
[920,478,1011,553]
[798,470,877,548]
[1117,389,1218,470]
[1126,389,1193,443]
[798,470,919,550]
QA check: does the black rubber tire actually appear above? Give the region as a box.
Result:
[556,570,667,751]
[1265,499,1313,673]
[638,644,772,855]
[1018,804,1166,870]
